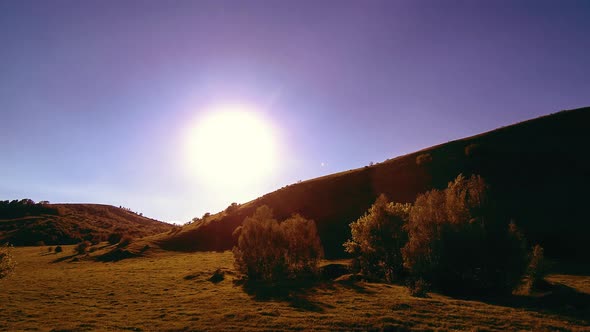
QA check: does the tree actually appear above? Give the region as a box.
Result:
[282,214,324,277]
[344,194,411,282]
[0,243,16,279]
[402,174,528,294]
[233,206,323,282]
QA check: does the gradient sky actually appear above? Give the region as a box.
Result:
[1,0,589,223]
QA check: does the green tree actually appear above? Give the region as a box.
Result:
[344,194,411,282]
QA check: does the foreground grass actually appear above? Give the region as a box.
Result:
[1,246,588,331]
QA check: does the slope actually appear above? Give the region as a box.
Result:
[0,201,174,245]
[155,106,590,260]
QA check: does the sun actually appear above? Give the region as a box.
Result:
[185,104,279,194]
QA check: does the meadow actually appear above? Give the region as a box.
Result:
[1,246,588,331]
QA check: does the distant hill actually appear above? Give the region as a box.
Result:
[152,106,590,261]
[0,201,174,245]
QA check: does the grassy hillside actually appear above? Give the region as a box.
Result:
[1,247,588,331]
[0,202,174,245]
[154,106,590,260]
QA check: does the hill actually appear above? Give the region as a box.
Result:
[0,200,174,245]
[152,106,590,260]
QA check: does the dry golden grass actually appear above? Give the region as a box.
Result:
[1,246,588,331]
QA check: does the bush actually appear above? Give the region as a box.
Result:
[108,233,123,245]
[54,245,63,253]
[402,174,528,295]
[0,243,16,279]
[75,241,91,255]
[343,194,411,282]
[526,244,547,291]
[233,206,323,282]
[407,278,429,297]
[225,202,239,214]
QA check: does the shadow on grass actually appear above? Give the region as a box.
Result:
[549,259,590,276]
[51,254,78,263]
[457,281,590,323]
[238,279,337,313]
[95,248,138,262]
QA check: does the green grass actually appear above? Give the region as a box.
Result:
[1,247,589,331]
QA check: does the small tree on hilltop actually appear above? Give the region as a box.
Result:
[0,243,16,279]
[344,194,411,282]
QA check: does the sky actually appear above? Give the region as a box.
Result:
[1,0,589,223]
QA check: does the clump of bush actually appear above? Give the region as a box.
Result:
[0,243,16,279]
[344,194,411,282]
[225,202,240,214]
[403,174,528,294]
[233,206,323,283]
[54,245,63,253]
[108,233,123,245]
[344,174,530,296]
[75,241,91,255]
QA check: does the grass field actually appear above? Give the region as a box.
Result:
[1,246,589,331]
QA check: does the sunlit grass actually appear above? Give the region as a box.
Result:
[1,246,588,331]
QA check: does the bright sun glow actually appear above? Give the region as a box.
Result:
[185,104,278,195]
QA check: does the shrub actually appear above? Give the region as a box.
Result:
[54,245,63,253]
[402,174,528,295]
[75,241,91,255]
[108,233,123,245]
[343,194,411,282]
[0,243,16,279]
[233,206,323,282]
[526,244,547,291]
[281,214,324,277]
[407,278,429,297]
[225,202,240,214]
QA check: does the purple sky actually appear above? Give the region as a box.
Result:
[1,0,589,223]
